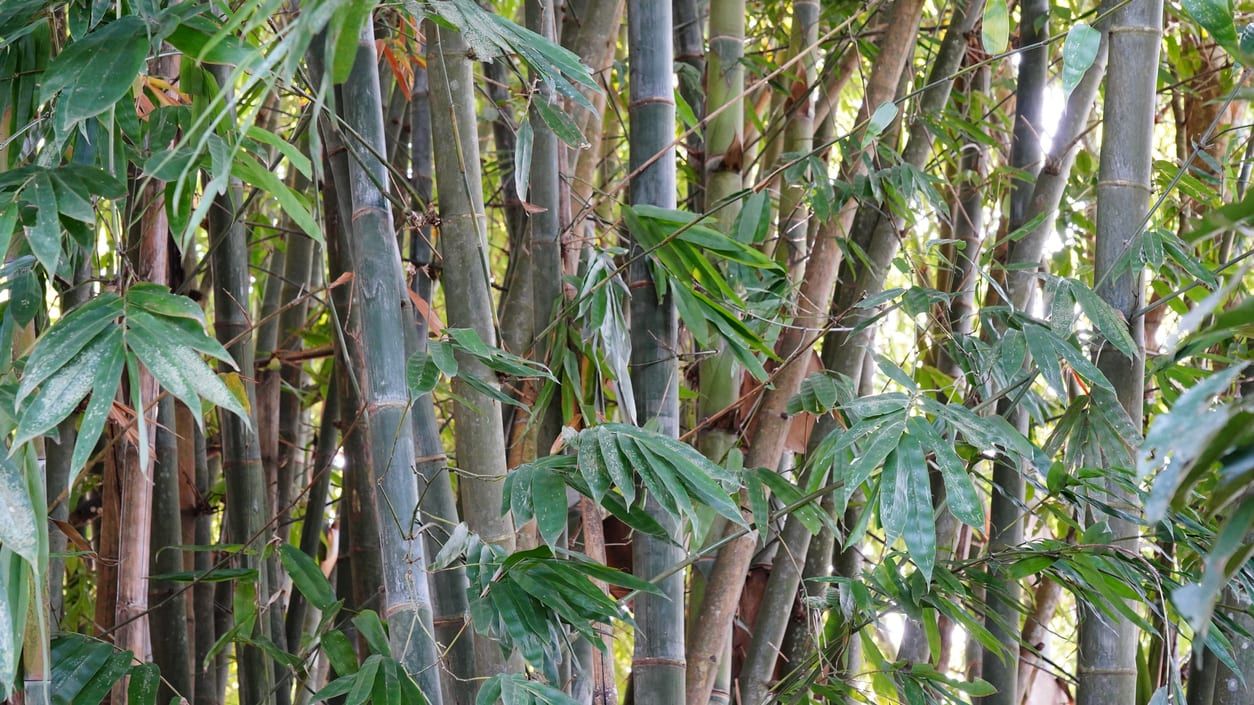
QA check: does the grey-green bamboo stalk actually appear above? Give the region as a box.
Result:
[1076,0,1159,702]
[626,1,685,702]
[329,22,446,699]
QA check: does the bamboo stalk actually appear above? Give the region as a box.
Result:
[674,0,705,212]
[526,0,566,461]
[404,51,481,705]
[192,417,219,705]
[331,22,446,698]
[427,16,518,680]
[209,151,278,705]
[1076,0,1159,701]
[150,394,193,702]
[285,368,339,654]
[625,1,686,702]
[774,0,819,281]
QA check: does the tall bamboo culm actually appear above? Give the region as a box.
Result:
[1077,0,1159,702]
[626,0,685,702]
[330,22,444,699]
[426,16,515,681]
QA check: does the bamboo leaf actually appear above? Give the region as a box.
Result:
[1061,23,1101,97]
[515,117,534,202]
[23,170,62,274]
[981,0,1010,54]
[1068,280,1137,359]
[1022,323,1067,397]
[40,16,149,124]
[126,663,160,705]
[73,649,133,705]
[531,464,567,547]
[1181,0,1242,61]
[15,327,120,449]
[0,459,38,567]
[17,293,122,406]
[69,331,125,484]
[279,544,338,613]
[911,417,984,528]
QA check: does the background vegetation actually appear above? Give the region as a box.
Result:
[0,1,1251,704]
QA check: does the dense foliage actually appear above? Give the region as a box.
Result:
[0,1,1251,705]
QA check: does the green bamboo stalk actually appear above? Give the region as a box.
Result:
[489,53,532,365]
[526,0,565,459]
[402,50,480,705]
[209,142,277,705]
[192,417,219,705]
[285,368,339,654]
[150,395,193,702]
[977,6,1049,699]
[625,1,685,702]
[331,22,445,698]
[320,114,388,635]
[774,0,819,280]
[685,4,925,702]
[275,233,315,540]
[427,16,517,680]
[1076,0,1159,702]
[561,0,625,275]
[674,0,705,212]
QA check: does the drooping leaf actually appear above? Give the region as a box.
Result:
[14,326,121,448]
[279,543,339,613]
[1069,280,1137,359]
[1061,23,1101,97]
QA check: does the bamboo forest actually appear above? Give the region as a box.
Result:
[2,0,1254,704]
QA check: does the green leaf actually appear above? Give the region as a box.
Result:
[1023,323,1067,397]
[41,16,150,124]
[406,349,441,396]
[245,125,312,180]
[279,544,338,613]
[515,117,534,202]
[232,152,321,242]
[1069,280,1137,359]
[69,334,125,483]
[865,101,898,138]
[882,429,935,581]
[531,465,567,547]
[166,16,258,65]
[982,0,1010,54]
[1181,0,1241,61]
[346,654,382,705]
[126,663,160,705]
[17,293,123,406]
[352,611,391,657]
[50,635,112,705]
[911,418,984,528]
[24,170,62,274]
[126,323,251,426]
[321,630,359,676]
[73,649,133,705]
[327,1,377,84]
[0,459,39,566]
[1061,23,1101,97]
[15,327,121,448]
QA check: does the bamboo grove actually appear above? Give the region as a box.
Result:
[0,1,1252,704]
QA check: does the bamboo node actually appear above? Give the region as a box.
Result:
[632,656,686,668]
